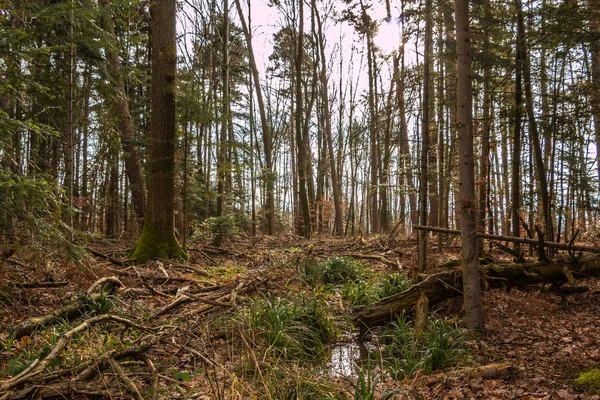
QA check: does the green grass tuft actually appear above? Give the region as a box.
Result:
[302,257,363,286]
[380,313,467,379]
[342,280,379,307]
[377,274,411,298]
[237,296,337,360]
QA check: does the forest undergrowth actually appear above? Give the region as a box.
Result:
[0,235,599,399]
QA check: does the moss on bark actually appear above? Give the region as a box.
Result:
[129,223,188,263]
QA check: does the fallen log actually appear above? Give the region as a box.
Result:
[4,277,122,340]
[343,253,400,269]
[413,226,600,254]
[356,254,600,328]
[415,362,518,387]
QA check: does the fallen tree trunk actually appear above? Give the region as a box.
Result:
[4,277,122,340]
[356,254,600,328]
[413,225,600,254]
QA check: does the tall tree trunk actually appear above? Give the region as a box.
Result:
[517,0,553,256]
[478,0,492,249]
[99,0,147,224]
[361,1,379,235]
[394,13,417,230]
[418,0,433,272]
[456,0,484,330]
[129,0,186,262]
[65,2,76,232]
[217,0,230,218]
[314,1,343,236]
[512,1,523,255]
[591,0,600,190]
[437,15,445,250]
[234,0,275,235]
[106,153,119,238]
[296,0,311,238]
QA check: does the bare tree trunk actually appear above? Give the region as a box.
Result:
[478,0,492,249]
[217,0,230,218]
[512,1,523,255]
[516,0,553,257]
[590,0,600,192]
[418,0,433,272]
[395,36,417,230]
[98,0,147,224]
[360,1,379,235]
[129,0,186,262]
[456,0,484,330]
[437,16,445,250]
[234,0,275,234]
[314,1,343,236]
[296,0,311,238]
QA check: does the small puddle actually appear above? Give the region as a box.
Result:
[327,340,375,378]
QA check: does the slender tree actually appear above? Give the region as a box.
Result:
[314,1,344,236]
[456,0,484,330]
[98,0,147,224]
[296,0,311,238]
[512,0,523,255]
[418,0,433,272]
[517,0,553,253]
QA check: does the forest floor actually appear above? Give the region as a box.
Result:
[0,234,599,399]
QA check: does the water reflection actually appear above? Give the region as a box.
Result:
[327,340,375,378]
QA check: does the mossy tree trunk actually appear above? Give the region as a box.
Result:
[129,0,186,263]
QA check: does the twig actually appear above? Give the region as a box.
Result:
[144,357,159,400]
[14,281,69,289]
[108,358,144,400]
[85,247,126,266]
[87,276,123,294]
[167,262,209,276]
[343,253,400,269]
[5,277,123,340]
[175,342,216,366]
[183,294,232,316]
[1,315,151,391]
[153,295,193,317]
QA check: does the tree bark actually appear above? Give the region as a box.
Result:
[129,0,186,262]
[512,0,523,255]
[478,0,492,249]
[217,0,230,218]
[296,0,311,238]
[456,0,484,330]
[418,0,433,273]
